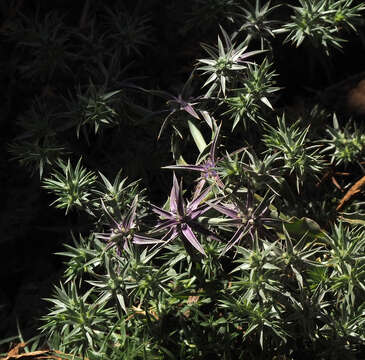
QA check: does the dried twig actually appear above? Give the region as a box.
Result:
[336,175,365,211]
[0,342,88,360]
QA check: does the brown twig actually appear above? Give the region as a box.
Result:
[336,175,365,211]
[316,166,350,192]
[0,342,92,360]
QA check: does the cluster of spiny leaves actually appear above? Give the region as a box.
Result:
[5,0,166,185]
[4,1,365,359]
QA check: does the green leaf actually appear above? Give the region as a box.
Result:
[187,119,207,153]
[284,217,325,240]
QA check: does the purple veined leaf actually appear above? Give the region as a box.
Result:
[208,201,240,221]
[180,224,206,255]
[181,100,200,120]
[160,228,179,245]
[193,178,207,200]
[171,173,185,217]
[122,195,138,230]
[211,190,278,253]
[153,218,179,232]
[223,225,249,254]
[170,174,178,214]
[139,72,202,139]
[189,204,212,221]
[150,175,219,256]
[165,95,200,118]
[150,203,174,219]
[188,185,212,212]
[98,195,163,255]
[150,229,179,254]
[105,241,117,252]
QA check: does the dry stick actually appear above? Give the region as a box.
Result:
[336,175,365,211]
[1,342,90,360]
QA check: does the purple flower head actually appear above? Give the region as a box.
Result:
[151,174,219,256]
[97,195,160,255]
[164,123,224,193]
[140,71,203,140]
[167,93,200,120]
[209,190,277,254]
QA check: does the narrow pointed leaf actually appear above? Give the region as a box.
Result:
[181,225,206,255]
[188,119,207,153]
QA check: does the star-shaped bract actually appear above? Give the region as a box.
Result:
[151,174,218,256]
[209,191,277,254]
[164,124,224,193]
[97,195,160,255]
[140,71,202,140]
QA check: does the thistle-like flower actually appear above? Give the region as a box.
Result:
[96,195,159,255]
[140,72,201,139]
[197,27,263,97]
[233,0,282,48]
[209,191,277,254]
[163,124,224,193]
[151,174,218,256]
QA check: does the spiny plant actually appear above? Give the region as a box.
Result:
[4,1,365,359]
[283,0,365,54]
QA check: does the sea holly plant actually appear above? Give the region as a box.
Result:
[55,233,102,284]
[9,138,66,179]
[283,0,365,54]
[320,114,365,166]
[140,71,202,140]
[70,82,121,141]
[208,190,278,254]
[163,123,224,192]
[239,150,284,194]
[263,115,325,192]
[93,169,144,213]
[102,3,153,57]
[96,195,160,255]
[197,27,264,97]
[8,97,67,178]
[151,174,219,256]
[41,281,115,357]
[9,9,75,82]
[224,58,280,129]
[42,157,97,215]
[5,1,365,359]
[231,0,283,49]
